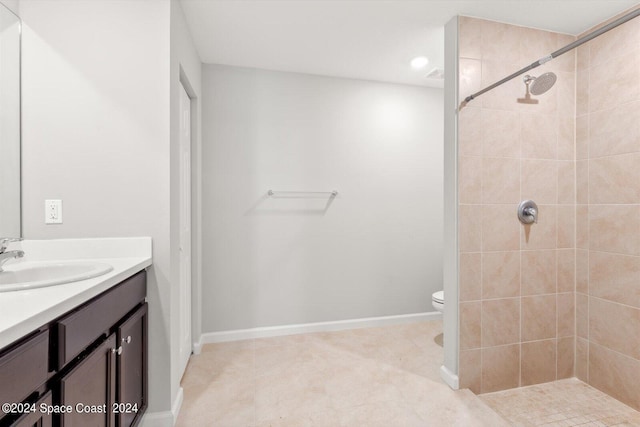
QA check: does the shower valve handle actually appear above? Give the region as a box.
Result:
[518,200,538,225]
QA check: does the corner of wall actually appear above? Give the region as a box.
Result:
[443,15,460,384]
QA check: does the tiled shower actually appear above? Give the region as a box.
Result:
[456,8,640,409]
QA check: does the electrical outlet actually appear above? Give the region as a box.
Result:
[45,199,62,224]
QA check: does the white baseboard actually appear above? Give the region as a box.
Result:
[197,311,441,345]
[139,387,183,427]
[192,340,202,355]
[440,364,459,390]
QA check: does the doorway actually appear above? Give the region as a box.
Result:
[178,82,192,377]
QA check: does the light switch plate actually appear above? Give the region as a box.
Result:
[45,199,62,224]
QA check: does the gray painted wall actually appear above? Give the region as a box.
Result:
[20,0,174,414]
[202,64,444,332]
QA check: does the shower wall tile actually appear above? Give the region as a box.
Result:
[589,154,640,204]
[458,16,576,395]
[576,44,589,72]
[557,336,575,379]
[522,295,557,341]
[589,251,640,308]
[589,48,640,113]
[557,116,575,160]
[481,20,521,64]
[481,205,520,251]
[482,298,520,347]
[576,160,588,204]
[521,250,556,295]
[557,161,575,204]
[459,252,482,302]
[575,249,589,294]
[575,205,589,249]
[460,58,483,104]
[481,157,519,203]
[460,301,482,350]
[481,61,523,111]
[459,204,482,252]
[557,292,575,337]
[520,113,557,159]
[458,106,483,157]
[521,339,556,386]
[575,115,589,160]
[576,69,589,117]
[557,249,575,293]
[520,205,557,250]
[481,251,520,299]
[575,337,589,382]
[576,292,589,339]
[481,109,521,157]
[459,156,483,204]
[589,205,640,256]
[589,297,640,359]
[588,16,640,68]
[520,28,556,65]
[459,349,482,394]
[521,160,557,204]
[557,71,576,116]
[554,34,577,73]
[481,344,520,393]
[557,205,575,249]
[458,16,482,60]
[589,101,640,158]
[589,342,640,410]
[577,13,640,410]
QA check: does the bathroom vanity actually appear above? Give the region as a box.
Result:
[0,238,152,427]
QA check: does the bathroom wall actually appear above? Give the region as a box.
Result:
[457,16,577,393]
[201,64,444,332]
[169,0,202,407]
[574,9,640,410]
[0,0,18,15]
[19,0,199,420]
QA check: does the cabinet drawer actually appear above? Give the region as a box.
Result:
[10,391,52,427]
[56,271,146,370]
[0,331,49,421]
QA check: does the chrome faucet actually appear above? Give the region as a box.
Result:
[0,237,24,272]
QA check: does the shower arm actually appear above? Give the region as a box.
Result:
[458,7,640,111]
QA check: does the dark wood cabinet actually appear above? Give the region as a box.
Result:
[59,335,116,427]
[0,331,49,422]
[11,392,53,427]
[116,304,147,427]
[0,271,147,427]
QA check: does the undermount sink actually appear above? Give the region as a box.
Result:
[0,261,114,292]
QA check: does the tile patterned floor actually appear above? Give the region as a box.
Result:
[481,378,640,426]
[176,320,508,426]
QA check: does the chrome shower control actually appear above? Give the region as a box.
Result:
[518,200,538,224]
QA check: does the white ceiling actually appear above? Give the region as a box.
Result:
[180,0,640,88]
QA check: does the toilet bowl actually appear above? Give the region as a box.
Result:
[432,290,444,313]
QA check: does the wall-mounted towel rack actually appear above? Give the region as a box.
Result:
[268,190,338,197]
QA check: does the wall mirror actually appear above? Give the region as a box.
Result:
[0,2,20,237]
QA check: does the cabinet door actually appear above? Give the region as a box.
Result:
[60,335,116,427]
[116,304,147,427]
[10,392,52,427]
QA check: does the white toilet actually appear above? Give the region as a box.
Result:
[432,290,444,313]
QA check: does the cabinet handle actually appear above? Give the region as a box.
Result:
[112,346,123,356]
[122,336,132,344]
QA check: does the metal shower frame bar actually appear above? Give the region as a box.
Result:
[459,7,640,110]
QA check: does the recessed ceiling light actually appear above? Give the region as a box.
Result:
[410,56,429,69]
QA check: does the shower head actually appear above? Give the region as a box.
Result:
[527,72,557,95]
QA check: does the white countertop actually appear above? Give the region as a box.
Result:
[0,237,152,349]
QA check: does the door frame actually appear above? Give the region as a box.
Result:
[178,68,201,363]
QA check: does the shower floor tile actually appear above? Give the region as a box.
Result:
[480,378,640,426]
[176,319,509,426]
